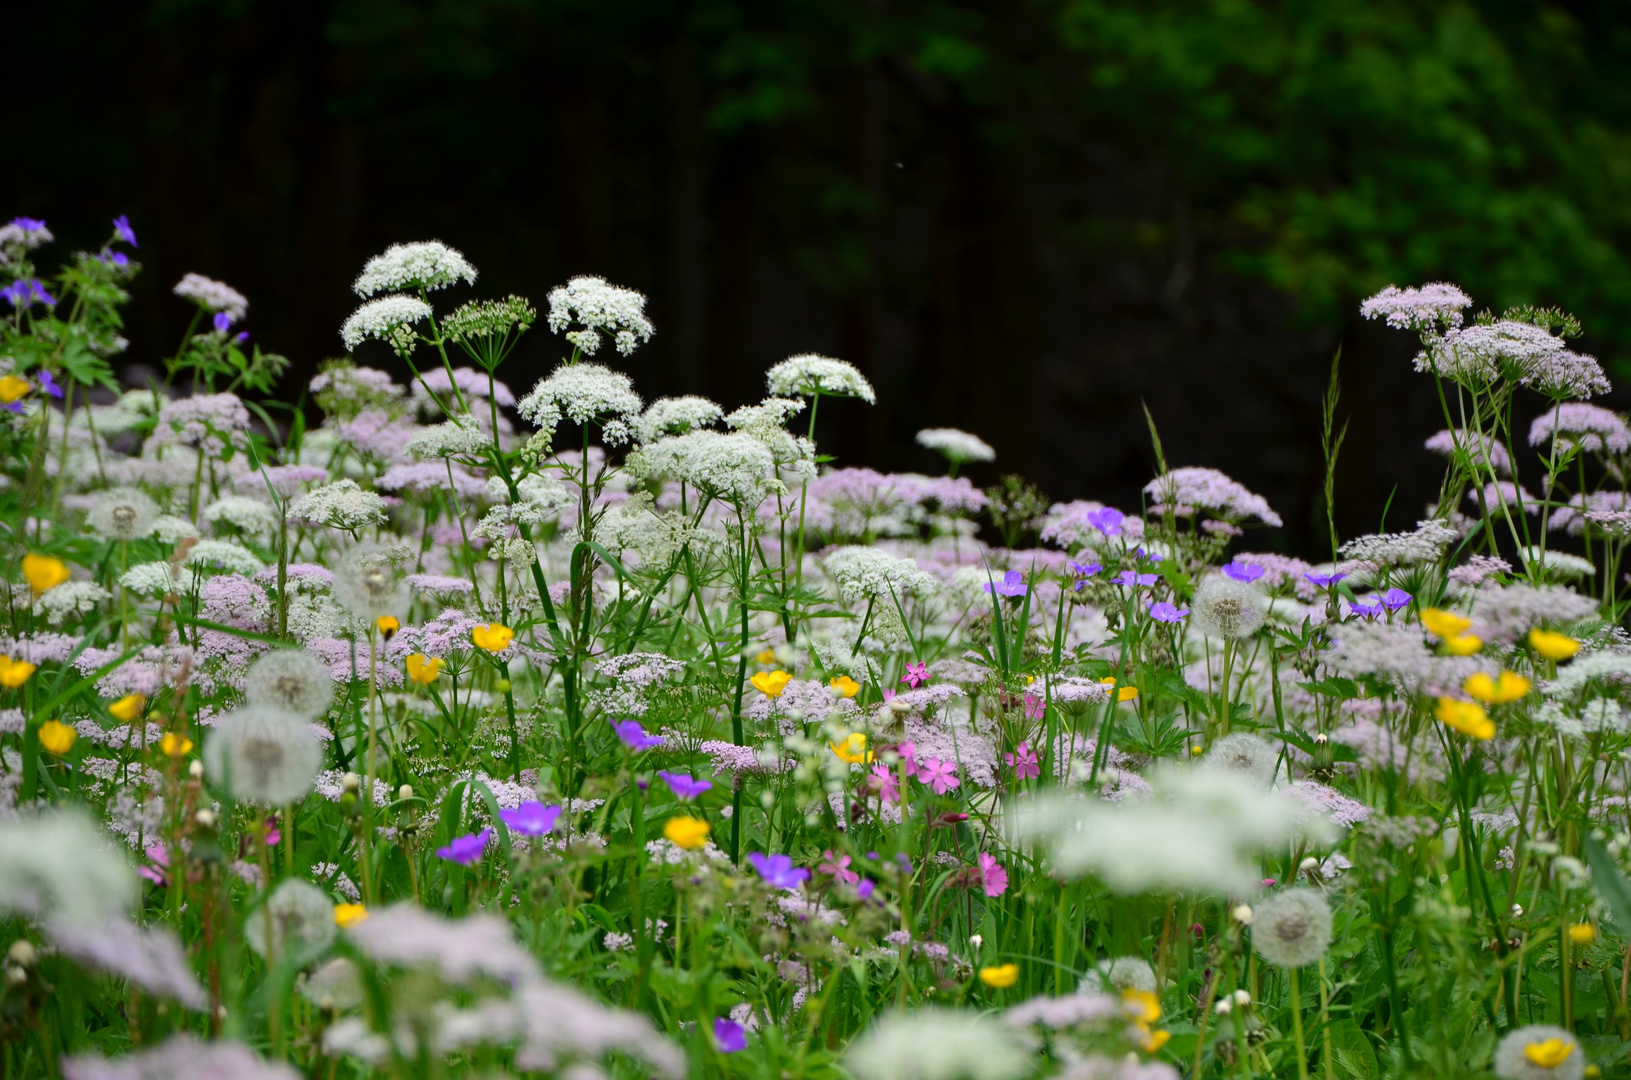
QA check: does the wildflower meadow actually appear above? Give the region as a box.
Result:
[3,216,1631,1080]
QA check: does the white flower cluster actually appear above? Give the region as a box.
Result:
[725,397,815,480]
[765,354,876,404]
[352,241,477,297]
[172,273,249,320]
[407,417,489,460]
[0,220,54,255]
[1338,519,1459,569]
[184,540,266,576]
[546,275,654,356]
[1359,282,1472,330]
[341,295,433,354]
[1423,320,1609,398]
[821,547,939,605]
[516,363,643,445]
[34,581,111,624]
[120,561,178,597]
[630,430,782,506]
[636,396,723,444]
[915,427,995,464]
[204,495,278,536]
[289,480,388,531]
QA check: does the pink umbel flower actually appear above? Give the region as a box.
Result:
[900,661,929,689]
[1005,741,1040,781]
[978,852,1009,897]
[820,850,860,884]
[870,762,900,803]
[917,757,960,794]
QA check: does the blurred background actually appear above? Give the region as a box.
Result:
[13,0,1631,557]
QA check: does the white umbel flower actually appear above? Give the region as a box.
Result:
[203,495,278,536]
[1520,546,1595,580]
[245,649,336,719]
[636,396,723,444]
[406,417,489,460]
[204,704,323,805]
[340,294,433,353]
[916,428,995,464]
[630,430,782,505]
[173,273,249,320]
[120,561,178,597]
[1190,576,1268,640]
[290,480,388,531]
[822,547,939,605]
[352,240,477,298]
[516,362,643,445]
[845,1008,1032,1080]
[546,275,655,356]
[87,487,159,541]
[1250,888,1333,968]
[246,879,338,964]
[34,581,111,624]
[183,540,266,576]
[765,354,876,404]
[1493,1025,1585,1080]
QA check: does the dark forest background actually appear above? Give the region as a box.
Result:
[14,0,1631,557]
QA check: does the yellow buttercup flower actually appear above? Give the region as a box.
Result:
[1569,922,1596,946]
[334,903,369,928]
[663,815,710,850]
[829,732,873,765]
[1463,671,1531,705]
[1443,634,1483,656]
[0,376,31,404]
[829,675,860,698]
[979,963,1019,989]
[375,615,400,640]
[161,733,194,757]
[1099,676,1139,702]
[1523,1038,1576,1068]
[108,694,146,722]
[756,648,777,664]
[1436,697,1494,740]
[1421,608,1473,638]
[39,720,76,756]
[406,653,444,685]
[1530,628,1581,661]
[1122,988,1162,1025]
[22,553,69,594]
[471,623,514,653]
[750,670,792,697]
[1141,1029,1171,1054]
[0,657,37,689]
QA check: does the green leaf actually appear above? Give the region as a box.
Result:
[1584,835,1631,932]
[1297,677,1360,700]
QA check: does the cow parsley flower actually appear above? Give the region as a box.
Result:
[1339,519,1458,570]
[47,917,206,1009]
[173,273,249,320]
[1251,887,1333,968]
[86,487,159,542]
[340,294,433,354]
[183,540,265,577]
[246,879,338,964]
[1359,282,1472,330]
[916,427,996,464]
[845,1009,1032,1080]
[516,362,643,444]
[1190,576,1268,640]
[290,480,388,531]
[636,395,724,444]
[34,581,111,624]
[630,430,782,505]
[440,294,536,345]
[62,1035,301,1080]
[407,416,489,459]
[120,561,177,597]
[0,216,54,256]
[203,704,324,805]
[1424,429,1512,476]
[1145,467,1282,527]
[203,495,277,536]
[245,649,336,719]
[352,240,477,297]
[823,547,939,604]
[545,275,654,356]
[1530,403,1631,455]
[765,354,876,404]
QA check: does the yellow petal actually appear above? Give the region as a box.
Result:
[39,720,77,756]
[22,553,69,594]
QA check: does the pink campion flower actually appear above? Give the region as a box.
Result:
[900,662,929,688]
[138,844,169,886]
[1005,741,1040,781]
[870,763,900,803]
[895,741,919,775]
[978,852,1009,897]
[1022,694,1045,721]
[917,756,960,794]
[820,850,860,884]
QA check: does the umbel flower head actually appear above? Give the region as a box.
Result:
[247,879,338,965]
[332,543,405,621]
[843,1007,1032,1080]
[352,240,477,297]
[203,704,323,805]
[1251,887,1333,968]
[1493,1025,1584,1080]
[516,362,643,445]
[244,649,336,719]
[86,487,159,542]
[765,354,876,404]
[545,274,654,356]
[1190,574,1268,640]
[916,427,995,465]
[340,294,432,355]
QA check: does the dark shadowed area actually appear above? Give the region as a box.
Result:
[14,0,1631,557]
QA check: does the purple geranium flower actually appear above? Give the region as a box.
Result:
[657,770,713,801]
[213,311,235,333]
[1223,561,1264,583]
[498,801,561,836]
[1305,571,1347,588]
[234,330,251,344]
[713,1018,747,1053]
[748,852,810,889]
[108,251,130,268]
[1114,570,1159,588]
[857,878,877,901]
[37,370,62,399]
[1148,600,1189,622]
[1069,561,1102,578]
[10,217,46,232]
[1381,587,1412,611]
[1346,599,1384,620]
[613,719,665,751]
[112,215,138,248]
[1086,507,1124,536]
[435,827,492,866]
[2,279,55,310]
[984,570,1027,597]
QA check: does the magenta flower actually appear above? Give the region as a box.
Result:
[714,1018,747,1053]
[138,843,169,886]
[820,850,860,884]
[984,570,1027,598]
[896,740,919,775]
[900,662,930,688]
[1223,561,1264,583]
[1005,741,1040,781]
[436,827,493,866]
[978,852,1009,897]
[1148,601,1188,622]
[613,719,666,752]
[1086,507,1124,536]
[112,215,138,247]
[917,757,961,794]
[747,852,810,890]
[657,771,713,801]
[1022,693,1045,721]
[870,762,900,803]
[498,801,562,836]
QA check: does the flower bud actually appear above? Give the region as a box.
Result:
[496,678,513,694]
[342,772,361,793]
[1214,999,1233,1015]
[188,760,204,780]
[888,698,911,714]
[4,967,25,988]
[969,934,983,948]
[1314,733,1329,745]
[1231,904,1253,926]
[1298,856,1319,873]
[195,808,216,828]
[7,940,37,967]
[398,784,414,801]
[1232,989,1251,1006]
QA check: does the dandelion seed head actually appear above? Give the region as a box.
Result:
[203,704,324,805]
[244,649,336,719]
[246,879,337,965]
[1190,575,1268,640]
[86,487,158,542]
[1251,888,1333,968]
